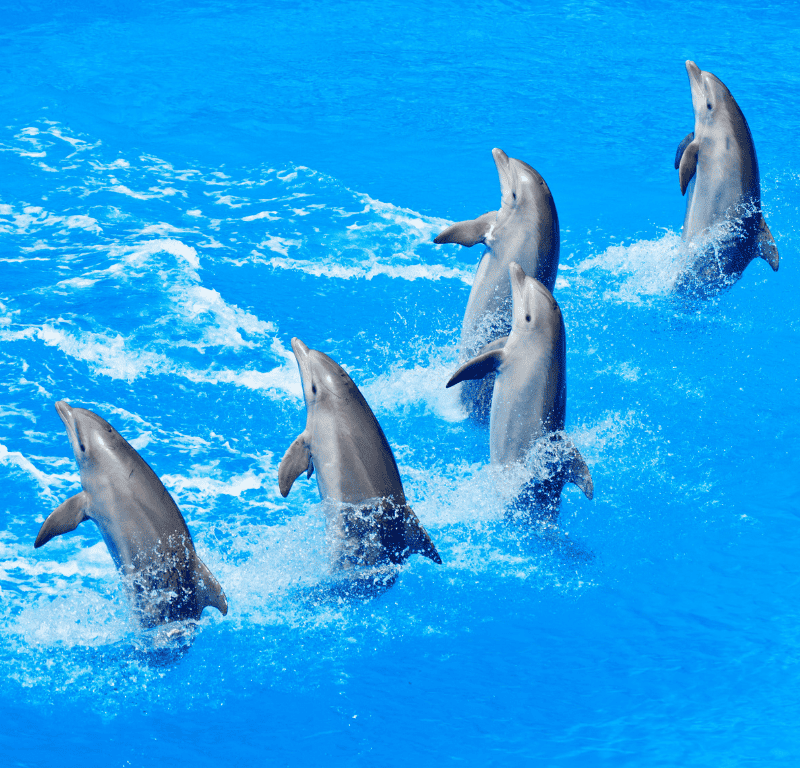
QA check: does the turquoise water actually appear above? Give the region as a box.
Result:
[1,1,799,765]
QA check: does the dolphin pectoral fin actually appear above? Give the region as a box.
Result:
[674,132,695,170]
[193,555,228,616]
[307,457,314,480]
[402,506,442,565]
[278,433,312,497]
[434,211,497,247]
[34,492,90,548]
[559,439,593,500]
[678,140,700,195]
[757,216,779,271]
[446,348,504,388]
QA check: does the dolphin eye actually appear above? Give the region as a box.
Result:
[80,444,85,452]
[707,102,712,110]
[525,314,531,322]
[107,428,112,433]
[312,385,317,394]
[512,192,517,200]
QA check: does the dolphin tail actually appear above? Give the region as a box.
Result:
[678,138,700,195]
[401,506,442,565]
[556,437,594,499]
[757,216,779,271]
[192,555,228,616]
[278,432,312,497]
[34,491,90,548]
[434,210,497,247]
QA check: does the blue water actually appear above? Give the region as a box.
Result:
[1,1,799,765]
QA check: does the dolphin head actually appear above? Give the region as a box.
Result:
[508,262,562,335]
[686,60,735,128]
[290,337,356,413]
[492,148,550,213]
[55,401,129,470]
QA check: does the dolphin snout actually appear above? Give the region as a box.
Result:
[290,337,310,358]
[492,148,514,199]
[54,400,74,423]
[685,60,703,88]
[508,261,526,289]
[492,147,509,166]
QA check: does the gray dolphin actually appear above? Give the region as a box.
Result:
[34,402,228,629]
[674,60,779,295]
[435,148,560,421]
[279,338,441,594]
[446,263,592,519]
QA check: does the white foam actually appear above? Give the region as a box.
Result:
[574,231,686,303]
[114,237,201,270]
[48,129,85,147]
[138,223,189,235]
[37,325,172,382]
[361,356,466,423]
[65,215,101,232]
[242,210,280,222]
[0,442,77,498]
[261,236,301,256]
[108,184,159,200]
[263,254,472,283]
[57,277,98,289]
[34,323,300,396]
[127,432,152,450]
[162,457,274,504]
[172,284,276,350]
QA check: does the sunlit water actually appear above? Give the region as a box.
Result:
[1,1,800,765]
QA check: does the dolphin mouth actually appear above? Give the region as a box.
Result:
[54,400,81,459]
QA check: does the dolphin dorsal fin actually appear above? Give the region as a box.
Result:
[434,211,497,247]
[757,216,779,271]
[674,132,695,170]
[278,432,312,497]
[678,139,700,195]
[34,491,90,548]
[193,555,228,616]
[402,506,442,565]
[446,347,505,389]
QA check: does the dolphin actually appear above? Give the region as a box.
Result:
[434,148,560,422]
[674,60,779,295]
[34,402,228,629]
[446,263,592,520]
[279,338,441,595]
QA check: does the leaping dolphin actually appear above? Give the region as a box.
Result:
[435,148,560,422]
[34,402,228,629]
[674,60,779,295]
[279,338,441,596]
[446,263,592,520]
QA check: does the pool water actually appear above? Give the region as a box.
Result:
[1,1,799,765]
